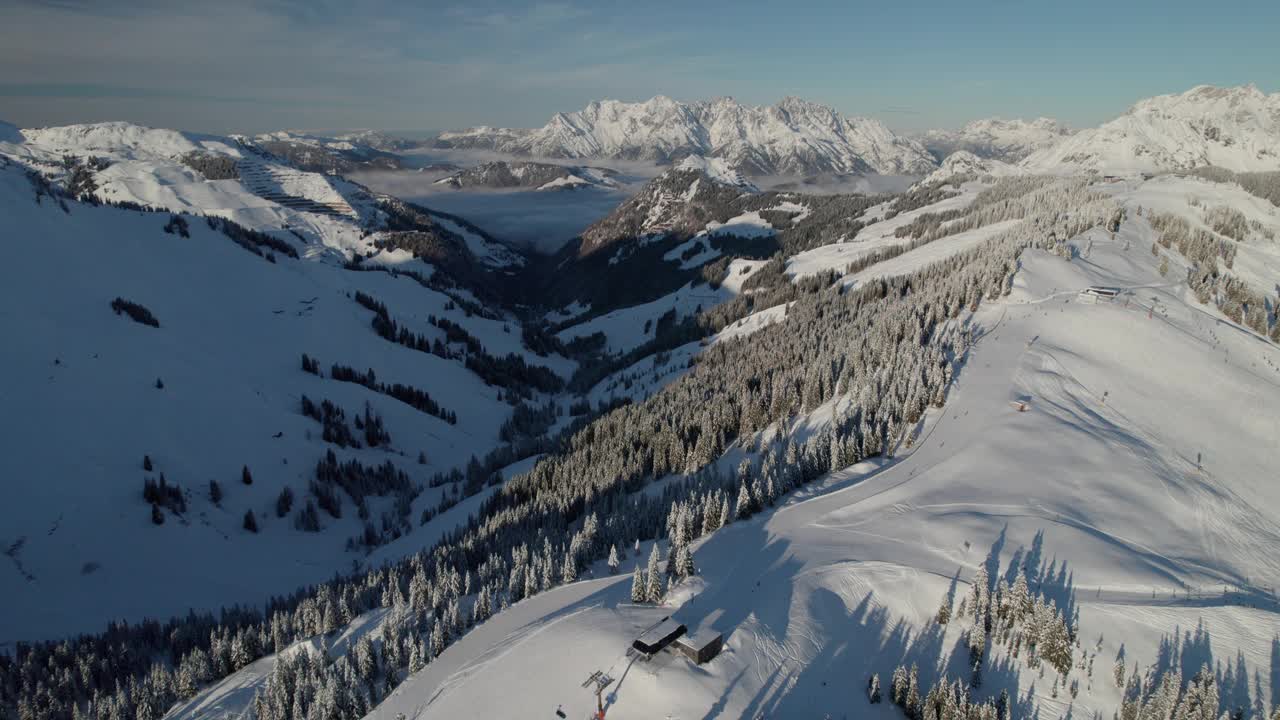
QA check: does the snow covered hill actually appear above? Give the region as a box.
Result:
[360,174,1280,720]
[923,117,1074,163]
[252,131,406,174]
[436,95,938,176]
[0,134,566,643]
[1023,85,1280,173]
[432,160,619,191]
[0,120,526,271]
[919,151,1020,186]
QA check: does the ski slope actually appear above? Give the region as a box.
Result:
[365,187,1280,720]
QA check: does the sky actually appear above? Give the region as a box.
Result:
[0,0,1276,135]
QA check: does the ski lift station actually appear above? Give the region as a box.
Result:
[1078,286,1121,304]
[630,617,723,665]
[631,617,686,656]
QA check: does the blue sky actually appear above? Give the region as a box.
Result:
[0,0,1276,134]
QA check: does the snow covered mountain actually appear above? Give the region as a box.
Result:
[253,130,406,174]
[0,123,571,644]
[1023,84,1280,173]
[432,160,620,191]
[8,97,1280,720]
[919,150,1020,185]
[577,156,759,257]
[922,117,1073,162]
[140,169,1280,720]
[0,120,525,270]
[436,95,938,176]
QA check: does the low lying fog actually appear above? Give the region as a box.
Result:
[354,148,920,255]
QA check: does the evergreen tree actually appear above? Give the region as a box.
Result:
[935,592,952,625]
[275,487,294,518]
[970,565,989,619]
[735,482,753,520]
[209,480,222,505]
[645,544,663,602]
[243,510,258,533]
[1009,573,1031,619]
[631,565,646,603]
[869,673,882,703]
[561,549,577,584]
[607,544,620,575]
[907,664,922,719]
[242,465,254,486]
[891,665,908,706]
[675,543,695,579]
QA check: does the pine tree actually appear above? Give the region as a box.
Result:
[242,465,253,486]
[969,620,986,664]
[209,480,222,505]
[1009,573,1031,619]
[936,593,952,625]
[971,565,989,619]
[631,565,646,603]
[891,665,908,706]
[275,487,293,518]
[735,482,753,520]
[868,673,882,703]
[143,455,153,472]
[645,544,663,602]
[676,542,696,579]
[561,549,577,584]
[702,494,721,534]
[243,510,258,533]
[354,635,376,680]
[907,664,922,718]
[608,545,620,575]
[429,622,444,658]
[229,634,252,671]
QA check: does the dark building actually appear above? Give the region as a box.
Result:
[632,617,686,655]
[675,630,724,664]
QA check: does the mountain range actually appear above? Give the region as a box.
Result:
[435,85,1280,178]
[435,95,939,176]
[921,117,1074,162]
[4,82,1280,720]
[1022,84,1280,173]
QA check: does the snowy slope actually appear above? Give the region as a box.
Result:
[923,117,1074,162]
[1023,85,1280,173]
[672,154,756,190]
[436,95,938,176]
[362,176,1280,720]
[0,158,565,644]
